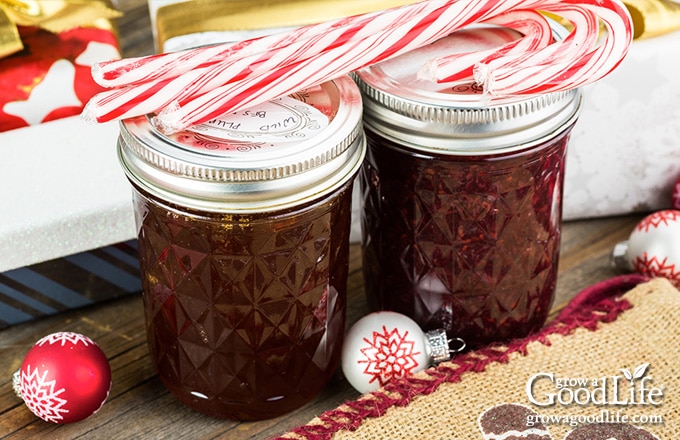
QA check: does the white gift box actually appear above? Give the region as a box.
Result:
[563,29,680,220]
[0,117,136,273]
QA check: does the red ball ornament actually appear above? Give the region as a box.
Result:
[13,332,111,424]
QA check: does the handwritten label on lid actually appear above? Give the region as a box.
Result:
[183,96,329,151]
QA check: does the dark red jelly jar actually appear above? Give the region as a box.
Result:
[117,77,364,420]
[354,26,582,348]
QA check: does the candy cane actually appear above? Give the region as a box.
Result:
[154,0,631,133]
[86,0,507,123]
[93,1,434,88]
[478,5,601,76]
[418,9,554,82]
[87,1,465,121]
[83,0,632,133]
[92,14,378,87]
[152,0,541,133]
[477,0,632,94]
[92,1,441,88]
[151,0,543,131]
[467,7,597,93]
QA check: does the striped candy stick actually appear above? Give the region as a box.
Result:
[83,0,633,133]
[86,0,466,122]
[154,0,632,133]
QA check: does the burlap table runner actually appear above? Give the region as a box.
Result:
[280,276,679,439]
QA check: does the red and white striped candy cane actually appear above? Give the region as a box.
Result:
[87,0,467,121]
[418,9,554,82]
[93,13,374,87]
[154,0,631,133]
[93,1,432,88]
[83,0,632,133]
[151,0,546,132]
[468,3,600,91]
[476,0,632,94]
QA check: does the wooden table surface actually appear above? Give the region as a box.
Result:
[0,2,648,439]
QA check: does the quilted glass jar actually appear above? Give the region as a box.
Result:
[354,27,582,348]
[117,76,364,420]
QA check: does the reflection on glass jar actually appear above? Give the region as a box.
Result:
[355,26,582,348]
[117,76,364,420]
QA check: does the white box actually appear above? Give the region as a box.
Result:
[0,117,136,273]
[563,29,680,220]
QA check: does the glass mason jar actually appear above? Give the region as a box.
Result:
[354,26,582,349]
[117,77,365,420]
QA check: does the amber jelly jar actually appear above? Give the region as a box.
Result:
[354,27,582,349]
[117,77,364,420]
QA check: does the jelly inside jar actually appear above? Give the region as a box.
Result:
[133,182,353,420]
[360,128,571,348]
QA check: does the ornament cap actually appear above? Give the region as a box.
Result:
[425,329,451,364]
[425,329,466,364]
[12,370,21,399]
[611,240,631,271]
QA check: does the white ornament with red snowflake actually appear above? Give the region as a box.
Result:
[13,332,111,424]
[341,311,463,393]
[613,210,680,287]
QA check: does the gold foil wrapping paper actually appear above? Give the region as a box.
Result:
[0,0,121,58]
[624,0,680,38]
[153,0,421,52]
[152,0,680,53]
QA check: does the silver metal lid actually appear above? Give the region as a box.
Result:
[354,25,582,155]
[118,76,365,213]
